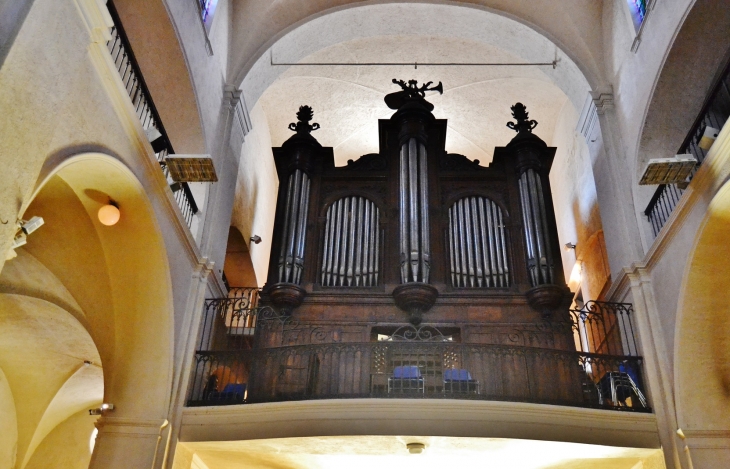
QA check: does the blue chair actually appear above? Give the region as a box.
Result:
[443,368,479,394]
[208,383,246,403]
[388,366,424,393]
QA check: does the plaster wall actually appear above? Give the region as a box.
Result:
[24,410,98,469]
[0,366,18,468]
[114,0,242,282]
[230,102,278,287]
[0,0,223,410]
[600,0,730,255]
[549,99,606,298]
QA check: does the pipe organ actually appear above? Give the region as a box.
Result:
[399,137,431,284]
[263,80,568,324]
[320,196,380,287]
[448,196,510,288]
[278,168,310,284]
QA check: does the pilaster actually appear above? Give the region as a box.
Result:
[90,417,167,469]
[625,263,683,469]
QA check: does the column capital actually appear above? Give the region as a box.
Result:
[590,87,614,115]
[95,416,167,435]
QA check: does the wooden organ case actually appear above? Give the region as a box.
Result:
[255,80,582,403]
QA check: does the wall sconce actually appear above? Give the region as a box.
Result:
[89,403,114,415]
[407,443,426,454]
[250,235,262,244]
[10,216,45,250]
[98,201,120,226]
[569,261,582,290]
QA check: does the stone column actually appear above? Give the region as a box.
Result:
[90,417,168,469]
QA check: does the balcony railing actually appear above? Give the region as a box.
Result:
[645,58,730,238]
[105,1,198,228]
[187,298,649,412]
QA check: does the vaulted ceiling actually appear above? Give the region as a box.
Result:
[259,34,569,165]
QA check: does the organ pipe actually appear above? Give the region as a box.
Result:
[399,138,430,283]
[518,168,554,286]
[449,196,510,288]
[277,169,311,284]
[321,196,380,287]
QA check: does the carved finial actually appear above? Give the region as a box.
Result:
[288,105,320,134]
[391,79,443,99]
[506,102,538,133]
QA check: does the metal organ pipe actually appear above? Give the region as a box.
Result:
[399,138,431,283]
[320,196,380,287]
[278,169,311,284]
[448,196,510,288]
[518,168,554,286]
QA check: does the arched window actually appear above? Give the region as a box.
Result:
[321,196,380,287]
[449,196,509,288]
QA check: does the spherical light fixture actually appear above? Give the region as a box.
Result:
[98,202,120,226]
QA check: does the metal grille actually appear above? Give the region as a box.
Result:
[449,196,510,287]
[321,196,380,287]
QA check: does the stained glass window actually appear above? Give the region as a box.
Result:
[627,0,647,31]
[199,0,214,23]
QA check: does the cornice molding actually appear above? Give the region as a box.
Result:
[590,88,615,115]
[223,84,252,154]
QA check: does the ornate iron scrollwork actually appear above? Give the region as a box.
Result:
[388,324,451,342]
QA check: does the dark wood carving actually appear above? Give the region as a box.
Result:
[262,82,572,366]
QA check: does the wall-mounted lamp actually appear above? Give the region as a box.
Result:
[10,216,45,250]
[565,242,576,250]
[98,201,120,226]
[407,443,426,454]
[89,403,114,415]
[250,235,262,244]
[568,261,582,290]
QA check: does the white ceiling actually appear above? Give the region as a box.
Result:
[259,35,570,166]
[182,435,664,469]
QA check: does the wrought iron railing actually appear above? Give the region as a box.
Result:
[189,299,647,411]
[570,301,638,357]
[198,287,261,351]
[105,1,198,228]
[645,58,730,238]
[187,341,648,412]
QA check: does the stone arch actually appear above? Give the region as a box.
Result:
[675,179,730,433]
[635,0,730,177]
[18,153,174,431]
[237,2,592,112]
[231,1,603,93]
[224,226,258,288]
